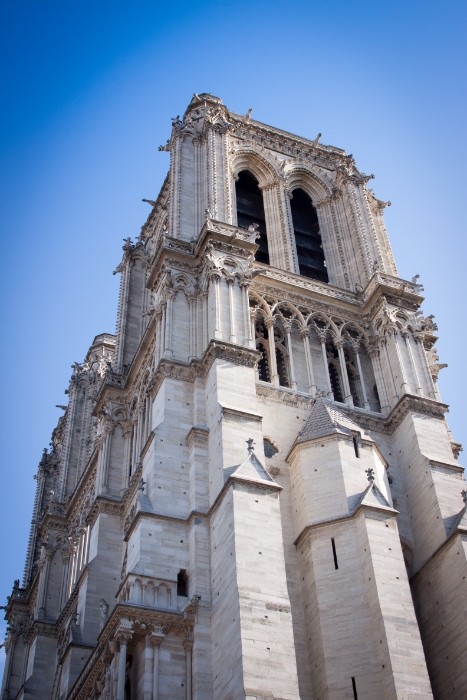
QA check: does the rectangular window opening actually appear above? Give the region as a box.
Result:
[353,436,360,458]
[331,538,338,570]
[351,677,358,700]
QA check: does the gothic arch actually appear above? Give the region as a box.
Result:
[306,311,339,337]
[230,147,280,188]
[340,321,368,343]
[271,300,305,326]
[285,165,334,203]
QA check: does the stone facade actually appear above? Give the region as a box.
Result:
[2,93,465,700]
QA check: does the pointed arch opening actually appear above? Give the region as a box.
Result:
[235,170,269,264]
[290,188,328,283]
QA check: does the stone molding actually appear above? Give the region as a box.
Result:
[294,499,399,548]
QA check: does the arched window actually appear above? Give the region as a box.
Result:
[235,171,269,264]
[290,188,328,283]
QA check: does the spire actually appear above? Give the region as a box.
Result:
[294,395,371,445]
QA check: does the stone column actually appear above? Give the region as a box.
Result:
[226,277,236,343]
[240,280,253,348]
[211,272,223,340]
[1,636,15,698]
[164,291,175,358]
[59,551,71,609]
[265,318,279,387]
[188,295,197,360]
[402,330,422,395]
[36,549,52,619]
[334,338,353,406]
[144,395,151,443]
[130,419,138,474]
[116,629,133,700]
[414,332,437,399]
[283,322,297,391]
[100,430,112,494]
[154,308,162,367]
[381,336,398,402]
[201,291,208,352]
[351,341,370,410]
[390,326,410,395]
[150,627,165,700]
[183,634,194,700]
[368,344,390,414]
[318,332,333,399]
[122,422,133,489]
[301,327,317,397]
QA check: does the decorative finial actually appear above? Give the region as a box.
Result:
[461,489,467,506]
[365,468,375,483]
[244,108,252,122]
[246,438,254,453]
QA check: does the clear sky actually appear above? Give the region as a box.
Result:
[1,0,466,672]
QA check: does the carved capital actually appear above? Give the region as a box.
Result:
[300,327,310,339]
[333,337,345,350]
[150,629,165,647]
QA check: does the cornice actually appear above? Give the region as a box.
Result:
[123,466,281,542]
[227,112,347,160]
[361,272,424,313]
[294,500,399,548]
[146,219,258,289]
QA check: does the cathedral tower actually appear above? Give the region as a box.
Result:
[2,94,465,700]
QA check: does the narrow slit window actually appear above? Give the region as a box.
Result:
[331,538,338,570]
[352,677,358,700]
[235,171,269,264]
[353,436,360,458]
[290,188,328,283]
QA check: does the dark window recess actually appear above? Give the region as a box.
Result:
[346,353,361,408]
[290,188,328,283]
[125,655,133,700]
[353,436,360,458]
[264,438,278,458]
[331,538,338,570]
[326,343,344,402]
[235,171,269,264]
[177,569,188,597]
[258,345,270,382]
[255,319,270,382]
[351,677,358,700]
[276,348,290,388]
[373,383,381,412]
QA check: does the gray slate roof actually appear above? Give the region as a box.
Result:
[295,396,372,445]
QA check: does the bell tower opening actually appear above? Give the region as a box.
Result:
[235,170,269,264]
[290,188,328,283]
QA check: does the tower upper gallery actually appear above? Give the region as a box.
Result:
[157,92,397,291]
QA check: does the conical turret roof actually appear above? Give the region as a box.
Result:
[295,395,372,445]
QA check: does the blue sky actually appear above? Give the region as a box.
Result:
[1,0,466,672]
